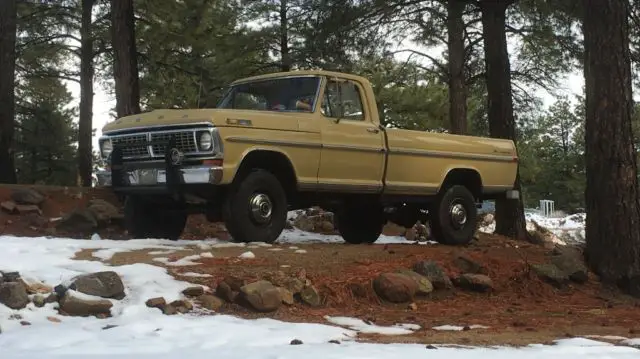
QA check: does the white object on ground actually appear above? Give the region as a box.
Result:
[238,251,256,259]
[325,316,420,335]
[432,325,490,331]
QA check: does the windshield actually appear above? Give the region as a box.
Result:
[216,76,320,113]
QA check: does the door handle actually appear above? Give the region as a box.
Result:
[367,127,380,134]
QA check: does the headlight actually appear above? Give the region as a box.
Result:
[198,131,213,151]
[100,139,113,158]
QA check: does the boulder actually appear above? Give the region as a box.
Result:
[216,281,238,302]
[11,188,45,206]
[396,270,434,295]
[32,294,46,308]
[299,285,321,307]
[58,291,113,317]
[530,263,570,288]
[86,199,122,225]
[182,286,205,297]
[197,294,224,311]
[373,272,417,303]
[455,274,494,292]
[551,254,588,284]
[145,297,166,309]
[412,261,453,290]
[1,271,21,282]
[1,201,16,214]
[239,280,282,312]
[68,271,125,300]
[276,287,295,305]
[0,282,30,309]
[15,204,42,215]
[170,300,193,313]
[56,209,98,232]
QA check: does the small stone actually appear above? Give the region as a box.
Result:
[182,286,205,297]
[454,253,488,274]
[15,204,42,215]
[20,321,31,326]
[0,201,16,214]
[290,339,303,345]
[530,263,570,288]
[329,340,341,344]
[47,316,61,323]
[373,273,417,303]
[408,302,418,311]
[163,305,178,315]
[216,281,237,302]
[197,294,224,311]
[455,274,494,292]
[0,281,30,309]
[412,261,453,290]
[145,297,166,309]
[1,271,21,282]
[277,287,295,305]
[45,293,59,303]
[240,280,282,312]
[58,291,113,317]
[462,325,471,331]
[300,285,321,307]
[426,344,438,349]
[11,188,45,205]
[32,294,46,308]
[170,299,193,313]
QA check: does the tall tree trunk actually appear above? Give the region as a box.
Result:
[111,0,141,117]
[279,0,291,72]
[79,0,95,187]
[480,0,529,242]
[583,0,640,297]
[0,0,17,184]
[447,0,467,134]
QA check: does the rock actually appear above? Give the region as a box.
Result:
[170,300,193,313]
[11,188,45,206]
[56,209,98,232]
[329,340,341,344]
[300,285,321,307]
[21,279,52,294]
[412,261,453,290]
[551,252,589,284]
[163,304,178,315]
[45,292,59,303]
[15,204,42,215]
[530,263,569,288]
[404,228,417,241]
[408,302,418,311]
[293,210,335,233]
[1,271,21,282]
[239,280,282,312]
[86,199,122,225]
[32,294,46,308]
[373,273,417,303]
[454,254,488,274]
[415,222,430,240]
[319,221,335,233]
[1,201,16,214]
[145,297,166,309]
[58,291,113,317]
[223,275,247,291]
[182,286,205,297]
[197,294,224,311]
[47,316,61,323]
[396,270,434,296]
[277,287,295,305]
[290,339,303,345]
[216,281,238,302]
[455,274,494,292]
[0,282,30,309]
[283,278,305,295]
[68,271,125,300]
[20,321,31,326]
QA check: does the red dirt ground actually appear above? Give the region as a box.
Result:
[3,184,640,347]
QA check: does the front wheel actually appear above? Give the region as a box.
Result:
[123,196,187,241]
[335,205,385,244]
[222,169,288,243]
[429,185,477,245]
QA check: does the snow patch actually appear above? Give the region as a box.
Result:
[325,316,420,335]
[177,272,213,278]
[432,324,490,331]
[238,251,256,259]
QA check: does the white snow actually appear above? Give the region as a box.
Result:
[176,272,213,278]
[238,251,256,259]
[0,235,639,357]
[153,254,202,266]
[479,212,586,244]
[294,249,307,254]
[325,316,420,335]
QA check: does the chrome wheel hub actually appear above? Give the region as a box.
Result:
[449,203,467,228]
[249,193,273,224]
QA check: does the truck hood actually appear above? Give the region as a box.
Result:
[101,109,238,134]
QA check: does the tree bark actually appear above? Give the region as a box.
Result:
[0,0,17,184]
[111,0,141,117]
[279,0,291,72]
[583,0,640,297]
[447,0,467,135]
[79,0,95,187]
[479,0,529,241]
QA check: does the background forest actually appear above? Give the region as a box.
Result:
[1,0,640,214]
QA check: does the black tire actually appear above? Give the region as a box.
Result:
[335,205,385,244]
[222,169,288,243]
[123,196,187,241]
[429,184,477,245]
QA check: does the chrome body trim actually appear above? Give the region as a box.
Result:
[102,121,214,135]
[225,136,322,149]
[389,147,515,163]
[95,166,223,187]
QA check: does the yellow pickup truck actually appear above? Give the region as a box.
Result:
[96,70,519,245]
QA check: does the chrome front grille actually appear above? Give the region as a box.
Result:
[151,131,197,156]
[106,126,215,160]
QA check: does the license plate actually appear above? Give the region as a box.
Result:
[157,171,166,183]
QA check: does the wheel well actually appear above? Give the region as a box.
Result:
[440,168,482,199]
[235,150,297,200]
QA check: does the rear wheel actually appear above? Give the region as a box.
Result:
[429,185,477,245]
[123,196,187,240]
[335,204,385,244]
[222,169,288,244]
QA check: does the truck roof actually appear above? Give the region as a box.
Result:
[231,69,373,87]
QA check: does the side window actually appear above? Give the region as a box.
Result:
[321,79,365,121]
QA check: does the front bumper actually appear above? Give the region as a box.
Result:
[95,165,222,187]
